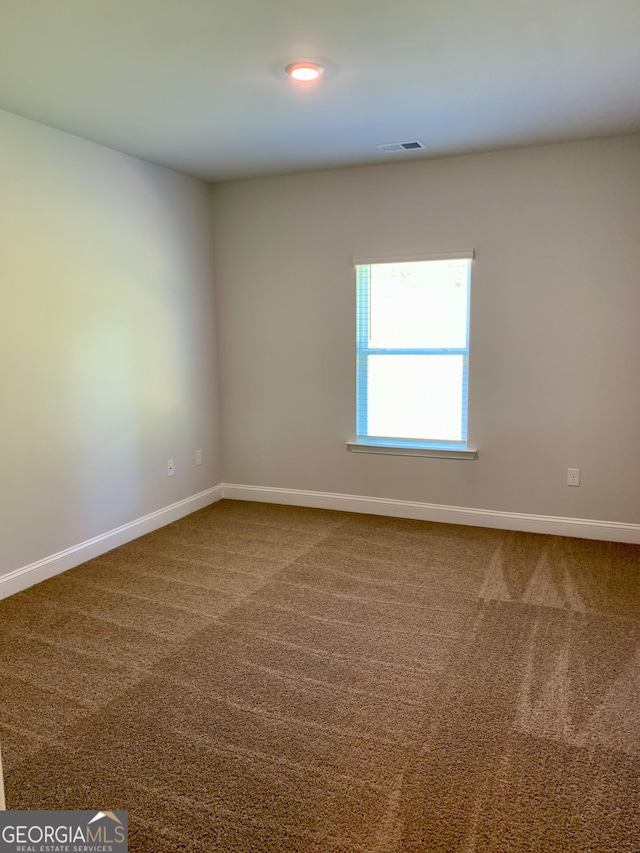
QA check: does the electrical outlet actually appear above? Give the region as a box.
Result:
[195,449,202,466]
[567,468,580,487]
[167,459,175,477]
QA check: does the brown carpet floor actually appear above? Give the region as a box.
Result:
[1,499,640,852]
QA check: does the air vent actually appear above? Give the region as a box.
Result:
[378,140,426,153]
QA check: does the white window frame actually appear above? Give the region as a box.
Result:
[350,251,477,459]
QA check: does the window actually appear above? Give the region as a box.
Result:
[354,252,473,454]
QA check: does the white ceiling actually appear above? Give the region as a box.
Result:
[2,0,639,182]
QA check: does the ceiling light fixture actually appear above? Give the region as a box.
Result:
[285,61,324,82]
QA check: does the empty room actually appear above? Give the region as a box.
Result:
[1,1,639,851]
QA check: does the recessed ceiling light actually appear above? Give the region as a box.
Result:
[285,61,324,82]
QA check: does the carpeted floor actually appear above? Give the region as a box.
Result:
[1,499,640,851]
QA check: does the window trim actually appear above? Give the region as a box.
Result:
[353,250,475,265]
[355,251,474,453]
[345,441,478,459]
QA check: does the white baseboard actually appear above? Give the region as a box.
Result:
[0,485,223,601]
[3,482,638,602]
[221,483,640,544]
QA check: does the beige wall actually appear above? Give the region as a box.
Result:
[212,136,640,524]
[0,109,221,577]
[2,122,639,582]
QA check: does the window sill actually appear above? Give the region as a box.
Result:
[345,442,478,460]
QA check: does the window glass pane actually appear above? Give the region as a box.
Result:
[369,260,469,349]
[366,354,464,441]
